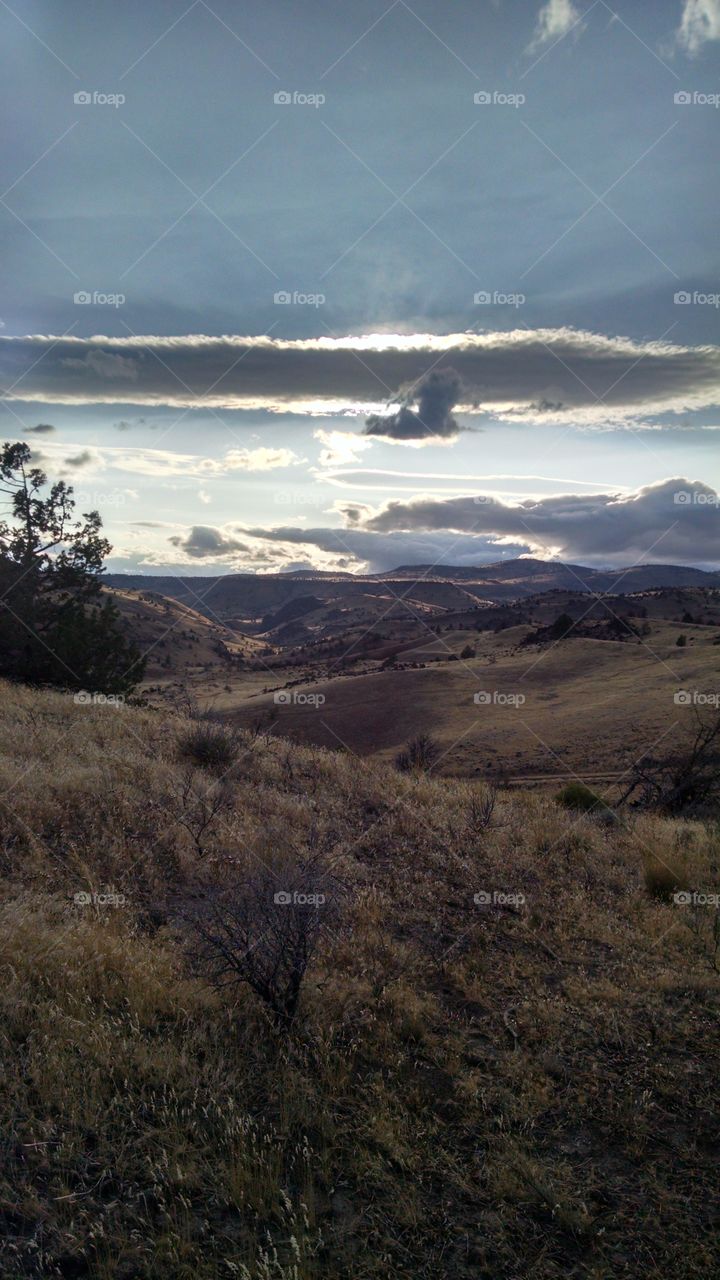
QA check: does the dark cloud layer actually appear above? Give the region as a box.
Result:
[356,478,720,564]
[2,331,720,423]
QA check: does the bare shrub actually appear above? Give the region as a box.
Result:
[618,710,720,816]
[395,734,441,774]
[169,766,234,858]
[248,708,278,742]
[189,853,340,1028]
[178,719,242,774]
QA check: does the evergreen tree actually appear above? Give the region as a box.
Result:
[0,443,145,693]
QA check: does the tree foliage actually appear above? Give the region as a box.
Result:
[0,442,144,693]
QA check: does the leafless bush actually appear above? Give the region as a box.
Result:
[189,853,340,1028]
[395,734,441,774]
[247,707,278,743]
[617,710,720,816]
[169,766,234,857]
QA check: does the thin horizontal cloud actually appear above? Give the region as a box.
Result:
[2,330,720,425]
[321,468,632,493]
[19,441,302,479]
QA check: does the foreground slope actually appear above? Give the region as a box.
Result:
[0,682,718,1278]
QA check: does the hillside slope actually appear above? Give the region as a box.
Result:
[217,620,720,782]
[0,683,718,1278]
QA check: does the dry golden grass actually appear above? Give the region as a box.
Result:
[0,679,719,1278]
[213,622,720,784]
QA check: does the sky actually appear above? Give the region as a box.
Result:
[1,0,719,574]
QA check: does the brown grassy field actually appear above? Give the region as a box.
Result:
[108,587,271,687]
[212,619,720,786]
[0,680,719,1278]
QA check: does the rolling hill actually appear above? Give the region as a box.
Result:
[0,679,718,1278]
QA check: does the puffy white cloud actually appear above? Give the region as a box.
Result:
[677,0,720,54]
[314,429,373,467]
[528,0,584,52]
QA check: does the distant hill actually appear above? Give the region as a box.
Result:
[379,558,720,590]
[106,559,720,628]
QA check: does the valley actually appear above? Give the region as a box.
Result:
[107,561,720,790]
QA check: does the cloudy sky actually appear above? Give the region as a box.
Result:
[1,0,719,573]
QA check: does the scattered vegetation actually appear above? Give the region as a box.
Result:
[178,717,242,773]
[550,778,614,819]
[617,709,720,816]
[189,850,340,1028]
[395,732,441,773]
[0,681,718,1279]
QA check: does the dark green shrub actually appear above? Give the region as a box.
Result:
[555,781,607,814]
[178,720,241,773]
